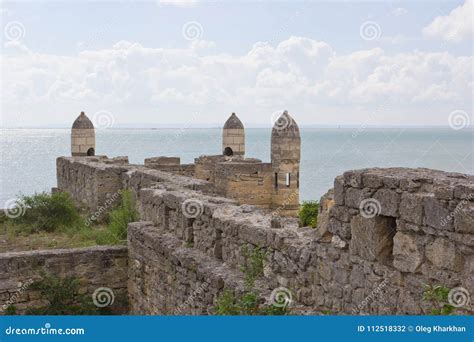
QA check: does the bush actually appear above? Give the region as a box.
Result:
[9,192,81,233]
[67,190,138,246]
[105,190,138,243]
[298,200,319,228]
[26,272,105,315]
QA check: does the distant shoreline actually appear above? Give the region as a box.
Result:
[0,125,469,130]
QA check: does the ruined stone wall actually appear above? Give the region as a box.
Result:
[57,156,213,212]
[56,156,131,211]
[194,155,225,183]
[128,166,473,315]
[56,157,473,315]
[214,162,273,208]
[144,157,195,177]
[128,222,257,314]
[326,168,474,314]
[0,246,128,314]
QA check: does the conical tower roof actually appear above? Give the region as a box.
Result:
[223,113,244,129]
[271,111,300,138]
[72,112,94,129]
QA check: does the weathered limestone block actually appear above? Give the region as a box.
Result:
[399,193,424,225]
[343,170,364,188]
[423,195,452,230]
[392,232,423,273]
[425,237,464,271]
[397,290,421,314]
[373,189,400,217]
[345,187,374,209]
[362,172,384,188]
[454,183,474,200]
[454,201,474,234]
[350,215,395,262]
[334,176,345,205]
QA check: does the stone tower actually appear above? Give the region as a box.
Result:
[222,113,245,156]
[71,111,95,157]
[271,111,300,216]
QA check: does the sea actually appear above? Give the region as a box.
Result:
[1,127,472,206]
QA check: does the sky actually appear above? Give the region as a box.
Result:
[0,0,472,128]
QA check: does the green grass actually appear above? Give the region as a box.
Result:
[66,190,138,246]
[298,200,319,228]
[3,190,138,250]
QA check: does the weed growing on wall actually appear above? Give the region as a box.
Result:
[423,284,455,315]
[215,245,289,316]
[298,201,319,228]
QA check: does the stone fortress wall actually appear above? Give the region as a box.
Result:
[54,155,473,315]
[4,110,472,315]
[0,246,128,314]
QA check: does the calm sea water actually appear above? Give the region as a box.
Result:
[1,128,472,206]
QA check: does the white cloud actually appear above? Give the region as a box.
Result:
[392,7,408,16]
[157,0,198,8]
[423,0,473,42]
[1,37,471,126]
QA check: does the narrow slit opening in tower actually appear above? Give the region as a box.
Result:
[286,173,290,187]
[87,147,95,156]
[274,173,278,189]
[223,147,233,156]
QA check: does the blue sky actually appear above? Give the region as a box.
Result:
[0,0,472,127]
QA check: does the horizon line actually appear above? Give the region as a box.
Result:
[1,124,472,129]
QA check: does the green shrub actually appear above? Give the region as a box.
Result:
[423,284,455,315]
[298,200,319,228]
[105,190,138,243]
[65,190,138,246]
[241,246,266,288]
[215,290,240,315]
[26,272,106,315]
[9,192,81,233]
